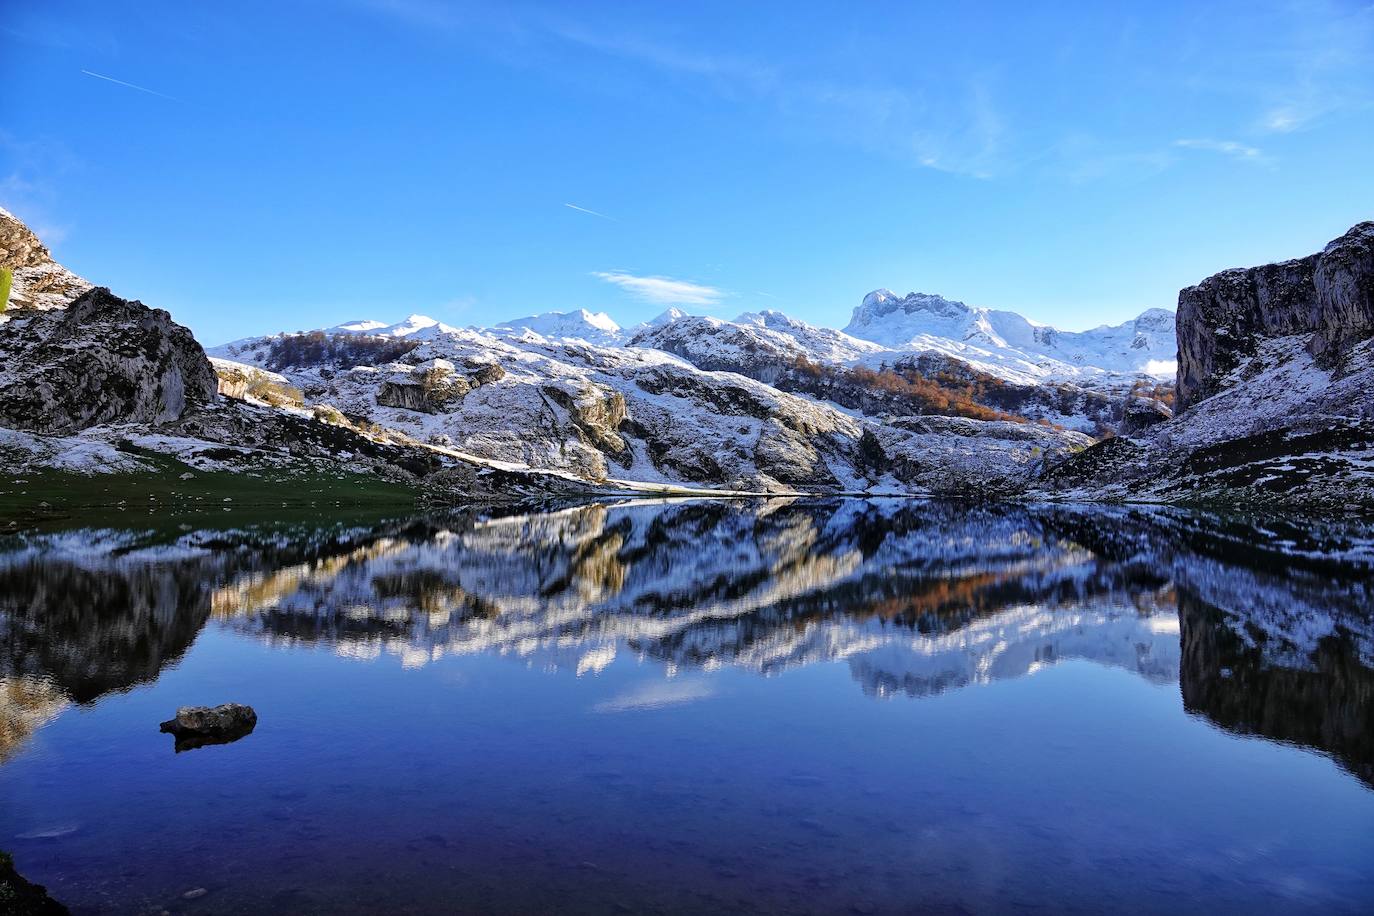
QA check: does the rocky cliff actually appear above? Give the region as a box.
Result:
[1043,221,1374,509]
[0,287,219,434]
[1177,221,1374,409]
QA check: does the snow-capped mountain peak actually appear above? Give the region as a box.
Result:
[624,308,691,338]
[489,309,624,345]
[842,288,1176,380]
[329,319,390,334]
[325,314,461,339]
[859,289,974,320]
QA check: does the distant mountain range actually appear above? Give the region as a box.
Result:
[215,289,1177,389]
[3,202,1371,509]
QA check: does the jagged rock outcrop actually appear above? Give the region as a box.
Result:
[541,384,629,459]
[0,287,219,434]
[374,358,506,414]
[1177,222,1374,410]
[209,357,299,403]
[0,206,92,310]
[1043,222,1374,509]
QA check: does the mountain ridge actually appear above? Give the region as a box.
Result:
[3,203,1371,509]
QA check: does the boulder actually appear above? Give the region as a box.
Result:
[0,287,219,434]
[159,703,257,751]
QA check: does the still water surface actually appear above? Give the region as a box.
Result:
[1,499,1372,914]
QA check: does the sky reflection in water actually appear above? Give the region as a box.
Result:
[1,499,1372,914]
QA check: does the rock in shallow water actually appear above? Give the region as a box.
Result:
[0,851,69,914]
[159,704,257,752]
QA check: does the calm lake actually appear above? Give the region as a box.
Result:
[2,498,1372,914]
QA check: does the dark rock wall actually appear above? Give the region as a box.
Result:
[1176,222,1374,410]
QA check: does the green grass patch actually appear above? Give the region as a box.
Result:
[0,267,12,312]
[0,451,424,534]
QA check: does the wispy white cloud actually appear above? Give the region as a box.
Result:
[564,202,615,221]
[80,69,177,101]
[543,20,1005,178]
[1259,107,1303,134]
[593,270,725,307]
[1173,138,1267,162]
[1252,1,1374,133]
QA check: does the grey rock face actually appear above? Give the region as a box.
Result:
[374,359,505,414]
[1312,222,1374,360]
[1177,222,1374,410]
[1042,222,1374,510]
[0,287,219,434]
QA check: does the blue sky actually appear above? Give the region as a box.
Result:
[4,0,1373,345]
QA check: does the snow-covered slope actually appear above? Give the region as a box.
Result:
[627,307,689,335]
[217,316,1089,493]
[490,308,623,345]
[211,313,462,361]
[328,314,462,339]
[843,289,1177,382]
[627,310,886,383]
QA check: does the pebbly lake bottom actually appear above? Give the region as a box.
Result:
[1,498,1372,914]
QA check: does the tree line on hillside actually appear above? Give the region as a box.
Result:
[782,355,1174,437]
[785,355,1033,424]
[264,331,421,371]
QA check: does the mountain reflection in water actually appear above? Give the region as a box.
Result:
[2,498,1371,786]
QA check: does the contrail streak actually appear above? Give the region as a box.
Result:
[564,203,616,221]
[80,69,178,101]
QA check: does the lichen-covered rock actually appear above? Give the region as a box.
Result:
[0,287,219,434]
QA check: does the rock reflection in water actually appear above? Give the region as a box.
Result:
[0,499,1371,783]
